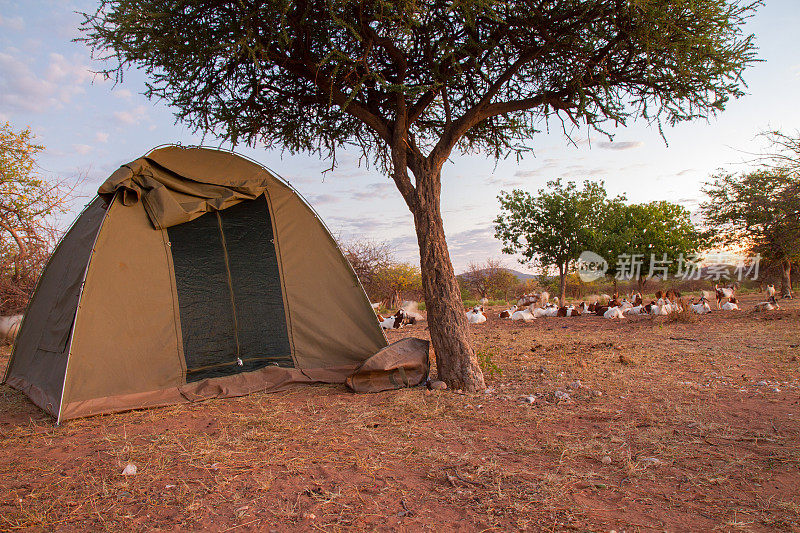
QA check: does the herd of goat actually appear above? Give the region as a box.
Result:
[0,285,787,340]
[378,283,785,330]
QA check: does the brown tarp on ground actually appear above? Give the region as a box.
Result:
[346,338,431,393]
[5,146,424,421]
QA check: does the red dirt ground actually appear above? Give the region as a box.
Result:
[0,292,798,532]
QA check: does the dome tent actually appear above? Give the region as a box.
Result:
[3,146,424,422]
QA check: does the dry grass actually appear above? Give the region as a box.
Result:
[663,301,700,324]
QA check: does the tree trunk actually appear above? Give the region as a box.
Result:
[558,264,567,304]
[411,175,485,392]
[781,259,793,299]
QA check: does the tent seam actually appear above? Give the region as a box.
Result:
[263,188,299,368]
[56,195,115,424]
[161,227,187,379]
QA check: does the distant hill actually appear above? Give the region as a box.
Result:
[458,267,537,281]
[505,268,537,281]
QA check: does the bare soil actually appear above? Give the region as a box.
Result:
[1,293,799,532]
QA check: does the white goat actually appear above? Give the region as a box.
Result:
[379,309,407,329]
[650,299,670,316]
[720,296,739,311]
[511,308,535,321]
[499,305,518,318]
[623,304,647,315]
[466,305,487,324]
[603,306,625,319]
[754,296,780,312]
[690,298,711,314]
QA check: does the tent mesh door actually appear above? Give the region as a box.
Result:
[168,195,292,383]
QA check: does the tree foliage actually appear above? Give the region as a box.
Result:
[374,262,422,308]
[342,238,393,299]
[600,201,702,288]
[0,123,74,313]
[80,0,761,183]
[495,179,616,301]
[462,258,518,300]
[496,180,701,296]
[702,168,800,295]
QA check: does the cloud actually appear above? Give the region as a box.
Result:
[112,105,149,125]
[513,158,560,179]
[488,175,525,188]
[597,141,643,151]
[676,168,694,176]
[445,226,507,271]
[306,193,340,205]
[0,50,94,114]
[350,181,395,201]
[327,213,413,237]
[0,15,24,31]
[113,88,134,100]
[95,132,109,143]
[73,144,93,155]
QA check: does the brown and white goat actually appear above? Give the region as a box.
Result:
[379,309,407,329]
[714,284,736,309]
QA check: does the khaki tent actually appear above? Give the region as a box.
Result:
[2,146,402,422]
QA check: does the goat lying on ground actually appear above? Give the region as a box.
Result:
[649,299,670,316]
[720,296,739,311]
[534,304,559,318]
[556,305,581,317]
[466,305,487,324]
[603,306,625,319]
[623,304,648,315]
[690,297,712,314]
[754,296,780,312]
[511,307,535,321]
[379,309,407,329]
[499,305,518,318]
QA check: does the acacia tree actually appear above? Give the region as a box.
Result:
[0,123,74,313]
[495,180,616,303]
[81,0,759,390]
[341,238,393,300]
[702,169,800,297]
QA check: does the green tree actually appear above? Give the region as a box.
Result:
[495,180,616,303]
[0,123,74,312]
[462,258,518,300]
[599,201,701,291]
[374,262,422,309]
[81,0,759,390]
[702,169,800,297]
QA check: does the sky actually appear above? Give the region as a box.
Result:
[1,0,799,274]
